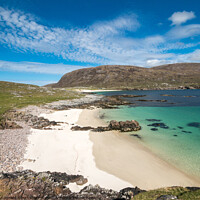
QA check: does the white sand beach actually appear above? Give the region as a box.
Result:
[20,109,132,192]
[78,108,200,190]
[20,107,200,192]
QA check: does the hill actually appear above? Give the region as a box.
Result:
[0,81,82,120]
[50,63,200,89]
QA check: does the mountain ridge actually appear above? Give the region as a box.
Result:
[48,63,200,89]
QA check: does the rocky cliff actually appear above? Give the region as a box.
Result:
[49,63,200,89]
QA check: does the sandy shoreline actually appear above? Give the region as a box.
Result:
[78,108,200,190]
[20,109,132,191]
[19,105,200,192]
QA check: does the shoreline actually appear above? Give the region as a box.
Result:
[78,108,200,190]
[20,108,132,191]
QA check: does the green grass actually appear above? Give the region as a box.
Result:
[133,186,200,200]
[0,81,83,120]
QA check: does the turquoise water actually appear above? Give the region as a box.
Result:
[100,104,200,178]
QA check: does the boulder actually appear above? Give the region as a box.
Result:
[109,120,141,132]
[119,187,146,199]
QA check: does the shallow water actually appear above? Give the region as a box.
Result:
[97,90,200,178]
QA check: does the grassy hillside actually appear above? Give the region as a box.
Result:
[50,63,200,89]
[0,81,83,120]
[133,186,200,200]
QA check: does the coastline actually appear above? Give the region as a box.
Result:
[78,108,200,190]
[20,108,132,191]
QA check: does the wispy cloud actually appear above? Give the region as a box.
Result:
[167,24,200,40]
[0,7,200,68]
[0,60,87,74]
[5,80,56,86]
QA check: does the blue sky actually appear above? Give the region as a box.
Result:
[0,0,200,85]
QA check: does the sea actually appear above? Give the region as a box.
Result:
[95,89,200,179]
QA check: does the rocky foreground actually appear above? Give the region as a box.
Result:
[0,170,145,199]
[1,170,200,200]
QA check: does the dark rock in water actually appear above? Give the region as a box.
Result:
[99,113,105,119]
[156,195,178,200]
[130,134,142,139]
[177,126,183,129]
[187,122,200,128]
[112,94,146,98]
[182,130,192,134]
[151,128,158,131]
[71,126,94,131]
[173,134,178,137]
[119,187,146,199]
[146,119,162,122]
[148,123,169,129]
[136,99,167,102]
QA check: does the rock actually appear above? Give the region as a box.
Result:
[119,187,146,199]
[0,170,87,199]
[0,120,22,130]
[109,120,121,130]
[151,128,158,131]
[109,120,141,132]
[156,195,178,200]
[71,126,94,131]
[148,123,169,129]
[187,122,200,128]
[72,120,141,133]
[130,134,142,139]
[146,119,162,122]
[111,94,146,98]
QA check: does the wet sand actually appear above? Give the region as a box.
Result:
[78,108,200,190]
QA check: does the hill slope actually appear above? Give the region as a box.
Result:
[50,63,200,89]
[0,81,82,119]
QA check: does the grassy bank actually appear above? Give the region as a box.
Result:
[133,186,200,200]
[0,81,83,120]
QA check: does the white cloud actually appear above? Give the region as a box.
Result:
[168,11,196,26]
[0,7,200,68]
[0,60,88,74]
[167,24,200,39]
[146,59,170,67]
[187,49,200,61]
[5,80,56,86]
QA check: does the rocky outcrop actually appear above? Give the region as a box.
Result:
[71,126,94,131]
[45,95,132,111]
[1,110,58,130]
[0,170,145,200]
[0,120,22,129]
[71,120,141,132]
[108,120,141,132]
